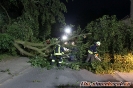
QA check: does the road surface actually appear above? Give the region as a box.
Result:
[0,66,118,88]
[1,57,132,88]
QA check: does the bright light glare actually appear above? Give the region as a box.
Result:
[65,27,71,34]
[62,35,68,40]
[64,42,68,45]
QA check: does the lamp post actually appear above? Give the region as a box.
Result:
[62,26,72,40]
[64,27,71,35]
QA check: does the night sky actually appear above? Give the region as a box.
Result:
[64,0,130,28]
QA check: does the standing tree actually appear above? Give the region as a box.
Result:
[0,0,68,39]
[19,0,67,40]
[0,0,71,56]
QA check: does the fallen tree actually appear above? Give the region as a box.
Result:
[13,32,92,57]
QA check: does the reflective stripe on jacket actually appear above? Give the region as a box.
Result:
[88,50,93,54]
[88,50,97,54]
[52,59,55,62]
[54,46,64,55]
[88,44,97,54]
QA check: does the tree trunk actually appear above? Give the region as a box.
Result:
[131,0,133,20]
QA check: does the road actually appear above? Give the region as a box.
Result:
[0,66,118,88]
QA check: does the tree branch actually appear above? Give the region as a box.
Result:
[0,4,11,25]
[24,45,48,57]
[40,33,92,51]
[13,43,34,56]
[14,40,48,57]
[13,32,91,57]
[15,40,45,46]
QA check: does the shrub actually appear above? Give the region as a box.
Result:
[6,20,36,42]
[79,53,133,74]
[0,33,16,55]
[78,15,133,74]
[28,56,52,69]
[85,15,133,55]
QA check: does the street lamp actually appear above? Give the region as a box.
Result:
[65,27,71,34]
[60,26,72,41]
[62,35,68,41]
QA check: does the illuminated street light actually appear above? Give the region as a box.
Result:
[62,35,68,40]
[65,27,71,34]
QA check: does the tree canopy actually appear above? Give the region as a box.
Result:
[0,0,68,39]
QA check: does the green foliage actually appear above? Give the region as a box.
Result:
[68,62,80,70]
[79,53,133,74]
[32,80,41,83]
[0,33,16,54]
[0,12,9,33]
[0,33,13,50]
[28,56,52,69]
[74,26,90,60]
[27,15,133,75]
[70,15,133,74]
[6,19,35,41]
[20,0,68,39]
[0,54,15,61]
[85,15,133,55]
[0,0,69,41]
[0,13,6,27]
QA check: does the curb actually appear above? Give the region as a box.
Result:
[112,71,133,82]
[112,71,126,82]
[115,72,126,81]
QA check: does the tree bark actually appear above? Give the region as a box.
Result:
[13,43,34,56]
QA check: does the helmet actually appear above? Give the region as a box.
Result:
[96,41,101,46]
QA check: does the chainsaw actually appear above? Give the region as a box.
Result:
[94,54,101,61]
[95,56,101,61]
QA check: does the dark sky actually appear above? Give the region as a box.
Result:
[64,0,130,26]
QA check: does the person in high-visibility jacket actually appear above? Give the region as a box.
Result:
[51,44,65,67]
[86,41,101,62]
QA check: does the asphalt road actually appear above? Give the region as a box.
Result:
[0,66,118,88]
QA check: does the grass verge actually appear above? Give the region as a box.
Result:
[0,54,19,62]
